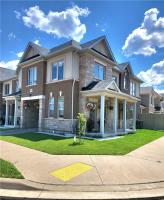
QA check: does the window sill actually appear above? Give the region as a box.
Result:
[26,84,37,87]
[46,79,71,84]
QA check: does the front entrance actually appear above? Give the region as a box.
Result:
[8,101,15,126]
[23,100,39,128]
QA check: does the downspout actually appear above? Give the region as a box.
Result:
[72,78,76,134]
[71,49,79,134]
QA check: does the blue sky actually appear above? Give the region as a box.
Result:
[0,0,164,93]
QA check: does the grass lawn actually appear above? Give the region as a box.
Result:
[0,129,164,155]
[0,159,24,179]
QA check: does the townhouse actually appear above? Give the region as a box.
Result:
[140,87,163,114]
[1,36,143,137]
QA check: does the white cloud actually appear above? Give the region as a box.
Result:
[22,5,90,42]
[33,39,40,45]
[122,8,164,56]
[8,32,16,40]
[101,28,105,32]
[96,23,99,27]
[14,10,21,19]
[0,60,19,70]
[138,59,164,88]
[154,88,164,94]
[16,51,24,58]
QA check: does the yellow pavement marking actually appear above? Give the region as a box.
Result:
[51,162,93,182]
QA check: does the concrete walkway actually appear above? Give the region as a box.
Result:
[0,137,164,194]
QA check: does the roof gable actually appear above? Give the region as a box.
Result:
[105,80,120,92]
[19,42,49,63]
[92,80,120,92]
[81,36,116,62]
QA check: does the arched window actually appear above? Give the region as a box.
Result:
[124,71,128,89]
[58,96,64,118]
[49,97,54,117]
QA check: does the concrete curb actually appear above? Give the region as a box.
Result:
[1,178,164,199]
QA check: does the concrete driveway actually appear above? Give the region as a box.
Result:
[0,137,164,188]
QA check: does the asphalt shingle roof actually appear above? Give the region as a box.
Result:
[0,67,16,81]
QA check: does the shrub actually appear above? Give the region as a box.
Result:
[76,113,87,144]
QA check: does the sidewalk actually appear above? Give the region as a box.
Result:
[0,137,164,198]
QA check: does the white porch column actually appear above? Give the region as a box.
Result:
[38,98,45,131]
[100,95,105,135]
[14,98,17,127]
[113,97,118,133]
[5,100,8,126]
[123,99,126,131]
[20,100,24,128]
[133,102,137,130]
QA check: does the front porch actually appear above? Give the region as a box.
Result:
[3,96,21,128]
[81,81,138,137]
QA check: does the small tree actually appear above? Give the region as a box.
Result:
[76,113,87,144]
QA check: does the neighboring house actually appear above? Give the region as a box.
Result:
[2,36,143,136]
[0,67,19,125]
[140,87,163,114]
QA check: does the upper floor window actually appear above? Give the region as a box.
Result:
[94,63,104,80]
[16,80,19,92]
[5,84,10,95]
[49,97,54,117]
[130,82,136,96]
[124,72,128,89]
[52,60,64,81]
[58,96,64,118]
[28,67,37,85]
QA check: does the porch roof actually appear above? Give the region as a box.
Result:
[81,80,140,103]
[3,91,21,100]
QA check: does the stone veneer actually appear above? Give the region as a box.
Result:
[79,53,113,119]
[42,118,77,134]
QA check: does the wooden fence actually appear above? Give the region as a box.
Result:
[138,113,164,130]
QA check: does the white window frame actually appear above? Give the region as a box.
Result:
[28,67,37,86]
[130,81,136,96]
[52,60,64,81]
[4,84,10,95]
[94,62,105,80]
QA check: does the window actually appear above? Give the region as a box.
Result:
[49,97,54,117]
[16,80,19,92]
[52,60,64,80]
[58,96,64,118]
[124,72,128,89]
[130,82,136,96]
[112,76,117,84]
[94,63,104,80]
[5,84,10,95]
[28,67,37,85]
